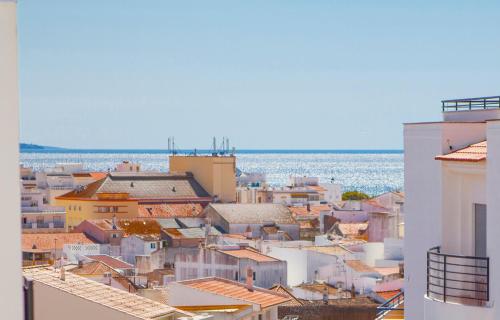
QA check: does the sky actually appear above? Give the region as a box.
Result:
[18,0,500,150]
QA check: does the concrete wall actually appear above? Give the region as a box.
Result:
[169,155,236,203]
[175,248,287,288]
[0,1,22,319]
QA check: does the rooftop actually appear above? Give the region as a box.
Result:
[288,205,331,217]
[435,140,487,162]
[218,247,280,263]
[442,96,500,112]
[86,255,134,270]
[23,266,184,319]
[58,172,211,201]
[138,203,204,218]
[22,233,94,251]
[304,245,352,256]
[207,203,297,225]
[163,227,221,239]
[345,260,379,273]
[178,277,291,309]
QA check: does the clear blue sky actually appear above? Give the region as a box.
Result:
[18,0,500,150]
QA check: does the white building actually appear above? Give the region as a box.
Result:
[404,96,500,320]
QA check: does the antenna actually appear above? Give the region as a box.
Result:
[226,137,230,153]
[168,137,171,153]
[212,137,217,156]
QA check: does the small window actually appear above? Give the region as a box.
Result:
[235,271,239,281]
[150,243,156,249]
[111,233,118,239]
[253,272,256,281]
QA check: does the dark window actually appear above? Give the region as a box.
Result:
[253,272,256,281]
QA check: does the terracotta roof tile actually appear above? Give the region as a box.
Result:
[22,233,95,251]
[138,203,204,218]
[376,290,401,301]
[345,260,379,273]
[179,277,291,308]
[219,248,279,263]
[86,255,134,269]
[289,205,331,217]
[435,140,487,162]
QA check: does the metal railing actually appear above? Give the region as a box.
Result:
[442,96,500,112]
[375,291,404,320]
[427,246,489,306]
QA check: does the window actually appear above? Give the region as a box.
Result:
[253,272,256,281]
[78,206,81,211]
[150,243,156,249]
[111,233,118,239]
[22,217,27,224]
[258,315,263,320]
[97,207,111,213]
[235,271,239,281]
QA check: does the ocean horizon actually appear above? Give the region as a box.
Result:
[20,148,403,154]
[20,149,403,196]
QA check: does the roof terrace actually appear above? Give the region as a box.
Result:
[442,96,500,112]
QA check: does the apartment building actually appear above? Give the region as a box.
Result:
[404,96,500,320]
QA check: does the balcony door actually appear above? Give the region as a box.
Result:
[474,204,487,257]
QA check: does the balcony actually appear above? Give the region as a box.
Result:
[22,221,65,229]
[442,96,500,112]
[427,246,489,306]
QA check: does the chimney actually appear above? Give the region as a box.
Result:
[246,267,254,291]
[351,283,356,298]
[60,266,65,281]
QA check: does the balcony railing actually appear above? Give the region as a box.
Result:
[427,246,489,306]
[376,291,404,320]
[442,96,500,112]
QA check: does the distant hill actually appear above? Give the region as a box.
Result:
[20,143,64,151]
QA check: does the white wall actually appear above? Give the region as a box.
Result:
[0,1,22,319]
[486,120,500,319]
[404,121,486,320]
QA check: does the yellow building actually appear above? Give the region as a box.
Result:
[55,172,211,229]
[169,154,237,203]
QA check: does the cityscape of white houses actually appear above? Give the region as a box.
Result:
[17,151,406,319]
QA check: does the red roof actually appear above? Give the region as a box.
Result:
[179,277,291,308]
[288,205,331,217]
[435,141,487,162]
[22,233,94,251]
[376,290,401,301]
[219,248,279,263]
[86,255,134,269]
[138,203,203,218]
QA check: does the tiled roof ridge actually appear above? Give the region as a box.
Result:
[179,276,290,299]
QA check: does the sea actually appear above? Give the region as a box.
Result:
[20,149,403,196]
